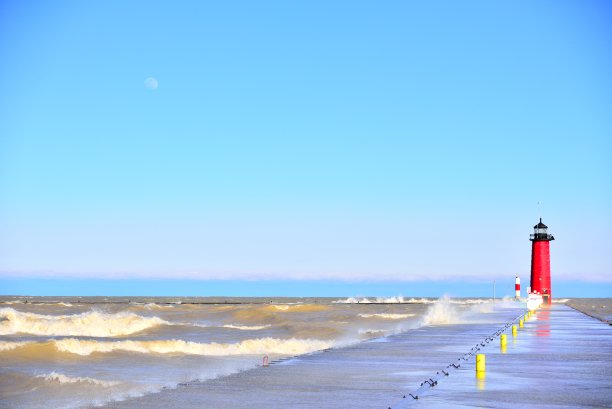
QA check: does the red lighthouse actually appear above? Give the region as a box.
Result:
[529,218,555,304]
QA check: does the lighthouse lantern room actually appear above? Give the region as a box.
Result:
[529,218,555,304]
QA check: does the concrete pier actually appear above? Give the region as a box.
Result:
[99,305,611,409]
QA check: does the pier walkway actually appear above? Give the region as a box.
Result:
[101,305,611,409]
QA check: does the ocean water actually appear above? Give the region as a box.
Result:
[0,295,507,409]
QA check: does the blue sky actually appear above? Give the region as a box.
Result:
[0,1,610,297]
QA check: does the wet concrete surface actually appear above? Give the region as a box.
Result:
[100,305,611,409]
[401,305,612,409]
[565,298,612,324]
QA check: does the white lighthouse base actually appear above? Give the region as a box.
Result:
[527,293,543,311]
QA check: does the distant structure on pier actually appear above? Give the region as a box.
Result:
[515,276,521,299]
[529,218,555,304]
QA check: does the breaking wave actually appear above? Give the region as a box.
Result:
[222,324,271,330]
[0,340,33,351]
[37,372,120,387]
[268,304,329,312]
[358,328,388,336]
[334,296,437,304]
[421,296,464,325]
[333,297,371,304]
[1,300,25,305]
[376,296,404,303]
[142,303,174,310]
[358,313,415,320]
[0,308,168,337]
[405,298,436,304]
[4,337,334,357]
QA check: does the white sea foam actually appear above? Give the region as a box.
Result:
[37,372,120,387]
[358,328,388,336]
[358,313,415,319]
[406,298,436,304]
[553,299,569,304]
[421,296,464,325]
[51,337,333,356]
[222,324,271,330]
[0,308,168,337]
[267,304,328,312]
[375,296,405,303]
[0,340,33,351]
[173,322,269,331]
[333,297,371,304]
[335,296,438,304]
[143,303,166,310]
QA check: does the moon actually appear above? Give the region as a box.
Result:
[144,77,158,90]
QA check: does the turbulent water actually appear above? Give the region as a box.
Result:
[0,295,503,409]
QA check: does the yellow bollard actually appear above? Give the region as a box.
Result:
[476,370,486,390]
[512,325,518,337]
[519,319,524,328]
[500,334,507,347]
[476,353,486,373]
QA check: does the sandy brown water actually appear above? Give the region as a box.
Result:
[0,295,464,409]
[1,296,608,409]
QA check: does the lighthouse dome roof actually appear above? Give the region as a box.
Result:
[534,218,548,229]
